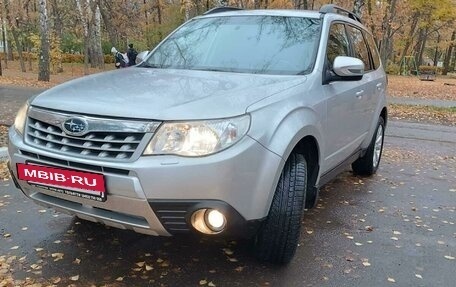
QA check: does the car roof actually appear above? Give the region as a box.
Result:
[196,9,322,20]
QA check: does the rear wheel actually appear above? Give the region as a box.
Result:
[352,117,385,176]
[254,153,307,264]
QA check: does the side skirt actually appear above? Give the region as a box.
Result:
[318,149,363,188]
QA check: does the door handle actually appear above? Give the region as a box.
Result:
[356,90,364,99]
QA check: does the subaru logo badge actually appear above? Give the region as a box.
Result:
[62,118,88,136]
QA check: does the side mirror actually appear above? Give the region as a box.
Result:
[333,56,364,78]
[136,51,149,64]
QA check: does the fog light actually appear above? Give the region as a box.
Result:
[191,208,227,234]
[205,209,226,232]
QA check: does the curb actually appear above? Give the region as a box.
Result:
[0,147,8,161]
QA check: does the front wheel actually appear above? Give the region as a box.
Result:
[352,117,385,176]
[253,153,307,264]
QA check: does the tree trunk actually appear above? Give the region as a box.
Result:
[415,27,429,66]
[442,30,455,75]
[433,33,440,67]
[28,45,33,71]
[50,0,64,73]
[1,14,8,68]
[399,13,419,66]
[379,0,397,66]
[97,0,119,49]
[4,0,26,72]
[157,0,163,41]
[38,0,50,81]
[76,0,89,74]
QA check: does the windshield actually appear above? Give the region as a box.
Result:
[144,16,321,75]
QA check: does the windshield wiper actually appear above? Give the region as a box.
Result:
[192,67,231,73]
[139,63,160,68]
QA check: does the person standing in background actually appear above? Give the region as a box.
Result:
[127,44,138,66]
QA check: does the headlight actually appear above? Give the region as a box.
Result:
[143,115,250,156]
[14,102,29,135]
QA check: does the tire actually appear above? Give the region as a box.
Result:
[254,153,307,264]
[352,117,385,176]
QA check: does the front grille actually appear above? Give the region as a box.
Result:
[26,117,144,160]
[23,106,162,162]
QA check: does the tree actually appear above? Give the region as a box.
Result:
[38,0,50,81]
[3,0,26,72]
[443,30,455,75]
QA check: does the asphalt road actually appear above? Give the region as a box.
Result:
[0,86,45,126]
[0,86,455,286]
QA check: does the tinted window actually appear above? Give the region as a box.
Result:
[145,16,321,75]
[363,31,381,70]
[326,23,350,67]
[347,26,372,71]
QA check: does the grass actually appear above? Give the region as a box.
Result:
[389,104,456,126]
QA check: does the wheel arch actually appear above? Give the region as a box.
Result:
[380,106,388,126]
[291,135,320,209]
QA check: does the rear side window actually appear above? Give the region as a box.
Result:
[326,23,350,67]
[347,26,372,71]
[363,31,381,70]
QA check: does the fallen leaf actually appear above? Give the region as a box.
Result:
[362,262,371,267]
[393,231,401,235]
[415,274,423,279]
[70,275,79,281]
[116,277,124,281]
[156,258,164,263]
[391,237,399,241]
[73,258,81,264]
[145,264,153,271]
[35,248,44,252]
[228,257,238,262]
[10,246,19,250]
[199,279,207,285]
[387,277,396,283]
[51,253,64,262]
[444,255,455,260]
[136,261,145,267]
[208,282,216,287]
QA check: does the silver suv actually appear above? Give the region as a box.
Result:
[8,5,387,264]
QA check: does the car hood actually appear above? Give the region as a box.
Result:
[31,68,306,120]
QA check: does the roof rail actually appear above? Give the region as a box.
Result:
[203,6,243,15]
[319,4,362,23]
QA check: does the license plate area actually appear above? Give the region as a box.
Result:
[17,163,106,202]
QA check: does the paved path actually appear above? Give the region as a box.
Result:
[389,97,456,108]
[0,86,45,126]
[386,120,456,144]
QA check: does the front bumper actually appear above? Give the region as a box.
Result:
[8,127,282,237]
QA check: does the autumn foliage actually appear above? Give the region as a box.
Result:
[0,0,455,81]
